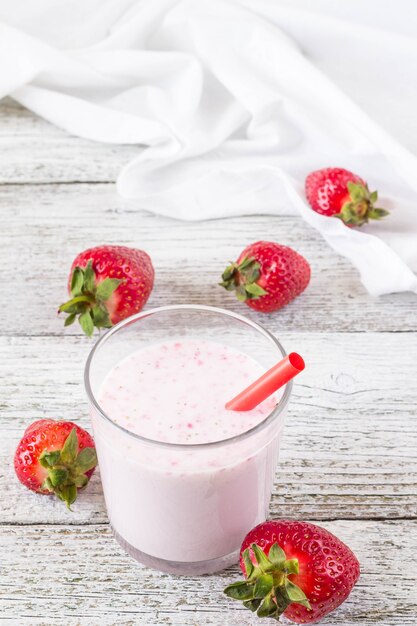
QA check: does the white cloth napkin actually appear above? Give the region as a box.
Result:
[1,0,417,295]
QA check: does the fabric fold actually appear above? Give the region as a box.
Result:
[1,0,416,295]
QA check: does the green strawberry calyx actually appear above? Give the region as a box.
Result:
[224,542,311,621]
[59,260,122,336]
[39,428,97,510]
[336,182,389,227]
[219,256,268,303]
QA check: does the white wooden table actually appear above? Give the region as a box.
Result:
[0,97,416,625]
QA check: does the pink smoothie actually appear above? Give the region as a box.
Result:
[92,339,286,569]
[98,339,277,445]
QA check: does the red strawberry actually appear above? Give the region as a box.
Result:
[305,167,389,226]
[14,419,98,509]
[220,241,310,313]
[59,245,154,336]
[224,520,360,623]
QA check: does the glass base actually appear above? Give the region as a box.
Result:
[111,527,239,575]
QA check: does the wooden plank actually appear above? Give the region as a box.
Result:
[1,333,416,524]
[1,183,416,334]
[0,521,415,625]
[1,97,415,626]
[0,98,138,184]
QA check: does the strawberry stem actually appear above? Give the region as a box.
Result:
[336,182,389,226]
[224,542,311,621]
[219,256,268,303]
[59,260,122,337]
[39,428,97,509]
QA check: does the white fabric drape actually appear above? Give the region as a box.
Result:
[1,0,417,295]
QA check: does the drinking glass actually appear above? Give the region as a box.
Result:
[85,305,292,575]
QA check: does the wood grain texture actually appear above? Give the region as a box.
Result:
[1,97,416,625]
[1,182,417,336]
[1,333,416,525]
[0,98,138,184]
[0,521,416,626]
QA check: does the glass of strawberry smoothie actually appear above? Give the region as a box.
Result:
[85,305,292,575]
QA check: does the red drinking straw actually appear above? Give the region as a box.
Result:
[225,352,305,411]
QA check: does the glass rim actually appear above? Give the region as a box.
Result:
[84,304,292,450]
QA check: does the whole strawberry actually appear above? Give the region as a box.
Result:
[305,167,389,226]
[224,520,360,623]
[59,245,154,336]
[220,241,310,313]
[14,419,97,509]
